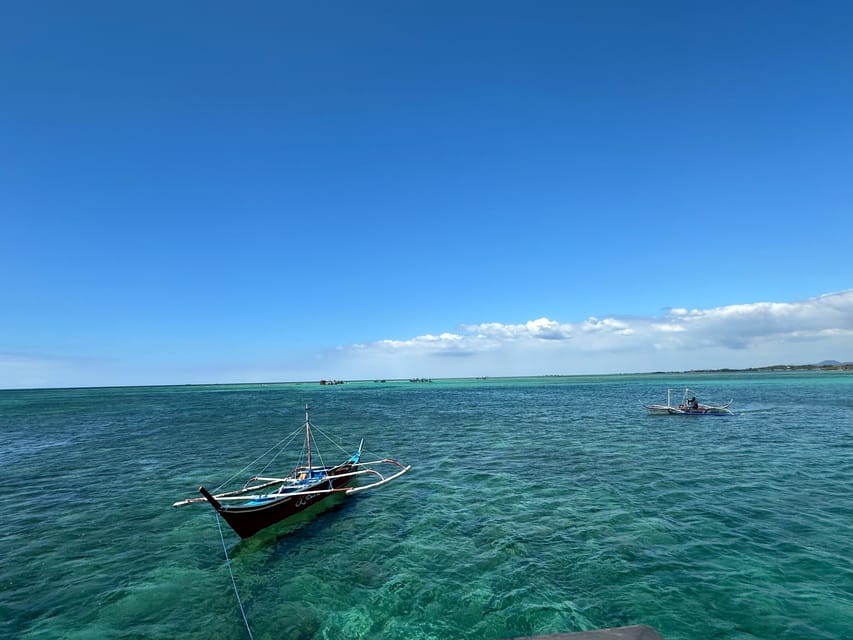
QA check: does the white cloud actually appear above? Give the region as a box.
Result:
[654,290,853,350]
[329,289,853,378]
[460,317,573,341]
[581,317,634,336]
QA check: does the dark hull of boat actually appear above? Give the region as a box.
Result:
[202,461,357,538]
[645,406,732,415]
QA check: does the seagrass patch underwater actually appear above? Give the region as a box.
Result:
[1,372,852,640]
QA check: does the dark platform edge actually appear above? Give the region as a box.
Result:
[507,624,664,640]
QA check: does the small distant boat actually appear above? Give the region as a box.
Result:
[173,405,411,538]
[643,388,733,415]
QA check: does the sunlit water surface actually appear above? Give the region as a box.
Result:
[2,372,852,639]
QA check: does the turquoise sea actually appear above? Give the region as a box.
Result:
[2,372,852,640]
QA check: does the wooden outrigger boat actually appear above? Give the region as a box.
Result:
[173,405,411,538]
[643,388,733,416]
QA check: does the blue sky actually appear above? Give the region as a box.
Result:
[2,1,852,389]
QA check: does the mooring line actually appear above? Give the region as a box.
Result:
[215,513,255,640]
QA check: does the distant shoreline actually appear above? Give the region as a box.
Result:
[660,363,853,374]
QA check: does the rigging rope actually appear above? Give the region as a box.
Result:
[310,421,356,455]
[213,426,303,492]
[215,513,254,640]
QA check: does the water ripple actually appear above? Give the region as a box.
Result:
[1,374,852,639]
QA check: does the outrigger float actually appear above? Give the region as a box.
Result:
[643,388,734,416]
[173,405,410,538]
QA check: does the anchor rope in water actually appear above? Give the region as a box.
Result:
[215,513,255,640]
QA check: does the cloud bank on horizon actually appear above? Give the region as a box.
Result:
[2,289,852,389]
[328,289,853,380]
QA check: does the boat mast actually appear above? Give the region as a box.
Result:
[305,404,312,471]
